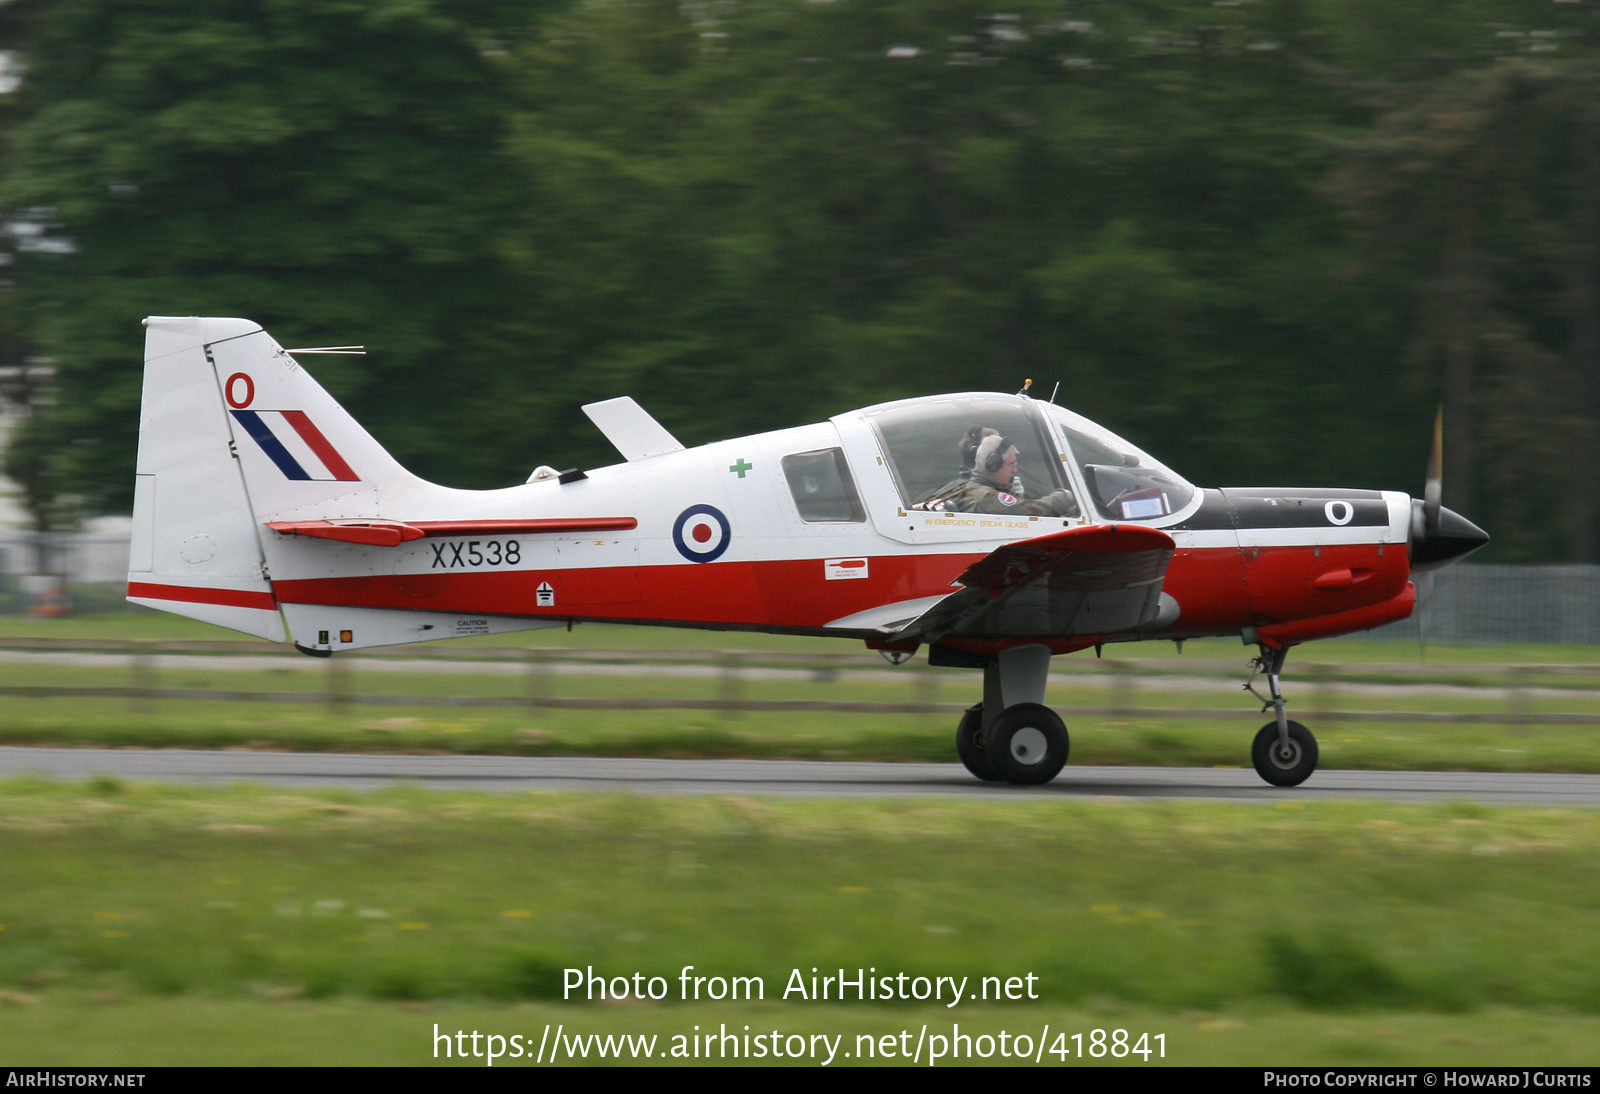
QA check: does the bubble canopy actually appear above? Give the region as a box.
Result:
[861,393,1196,523]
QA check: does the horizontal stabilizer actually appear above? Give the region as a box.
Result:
[266,517,638,546]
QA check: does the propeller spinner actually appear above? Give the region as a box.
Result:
[1410,403,1488,571]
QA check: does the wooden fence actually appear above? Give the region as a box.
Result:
[1,636,1598,726]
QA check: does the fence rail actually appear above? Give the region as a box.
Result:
[6,635,1600,673]
[2,637,1598,726]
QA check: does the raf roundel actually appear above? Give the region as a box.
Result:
[673,504,731,563]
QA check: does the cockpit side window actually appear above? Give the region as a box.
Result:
[781,448,866,523]
[865,396,1068,509]
[1046,406,1196,521]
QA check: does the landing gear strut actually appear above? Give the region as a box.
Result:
[951,644,1069,786]
[1244,645,1318,787]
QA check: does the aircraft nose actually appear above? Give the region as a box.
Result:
[1409,504,1489,572]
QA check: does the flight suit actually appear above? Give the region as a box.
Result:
[931,469,1079,517]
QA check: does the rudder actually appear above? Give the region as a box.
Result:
[127,317,284,640]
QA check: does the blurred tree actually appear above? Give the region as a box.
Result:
[1,0,551,520]
[1331,54,1600,561]
[0,0,48,533]
[4,0,1598,563]
[503,0,1600,558]
[501,0,1417,492]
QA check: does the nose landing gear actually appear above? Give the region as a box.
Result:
[1245,645,1319,787]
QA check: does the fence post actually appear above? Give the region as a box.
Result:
[129,639,155,714]
[1108,660,1136,716]
[526,648,551,710]
[1506,665,1533,733]
[326,654,349,714]
[718,650,745,720]
[1309,663,1337,718]
[913,662,939,711]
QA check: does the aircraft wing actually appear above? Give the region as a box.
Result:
[890,523,1175,642]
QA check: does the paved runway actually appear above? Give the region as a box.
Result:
[1,746,1596,806]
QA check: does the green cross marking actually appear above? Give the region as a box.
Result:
[729,458,753,479]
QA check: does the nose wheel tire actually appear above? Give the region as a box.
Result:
[983,703,1069,785]
[1250,720,1318,787]
[956,705,1002,782]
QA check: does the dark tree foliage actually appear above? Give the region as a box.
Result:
[498,0,1600,561]
[2,0,550,515]
[2,0,1599,562]
[1331,55,1600,561]
[497,0,1465,497]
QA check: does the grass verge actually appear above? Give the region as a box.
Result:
[1,779,1597,1021]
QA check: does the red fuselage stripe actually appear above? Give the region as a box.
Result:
[127,582,278,610]
[272,541,1411,639]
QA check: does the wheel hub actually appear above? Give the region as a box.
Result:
[1009,726,1048,765]
[1271,739,1302,768]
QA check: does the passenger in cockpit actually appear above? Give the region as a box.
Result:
[931,434,1079,517]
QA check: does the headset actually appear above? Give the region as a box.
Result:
[983,435,1016,475]
[958,424,989,471]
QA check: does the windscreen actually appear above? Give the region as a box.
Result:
[1045,405,1195,521]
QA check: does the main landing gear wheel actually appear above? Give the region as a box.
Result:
[983,703,1069,786]
[1251,720,1318,787]
[956,705,1001,782]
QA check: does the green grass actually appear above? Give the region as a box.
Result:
[1,780,1598,1011]
[0,780,1598,1064]
[3,617,1596,1066]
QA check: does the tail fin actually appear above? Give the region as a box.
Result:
[203,321,410,516]
[127,316,410,640]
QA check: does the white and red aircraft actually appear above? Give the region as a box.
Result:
[127,316,1487,787]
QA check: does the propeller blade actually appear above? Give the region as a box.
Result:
[1424,403,1443,535]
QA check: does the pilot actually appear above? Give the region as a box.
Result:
[913,425,999,509]
[933,434,1079,517]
